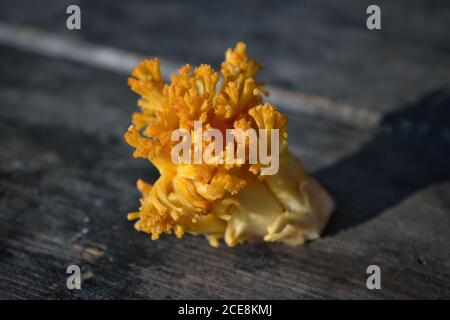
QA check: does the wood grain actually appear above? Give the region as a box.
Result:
[0,46,449,299]
[1,0,449,113]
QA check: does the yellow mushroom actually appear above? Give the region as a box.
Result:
[124,42,334,247]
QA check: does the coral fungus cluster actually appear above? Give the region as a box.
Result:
[125,43,334,247]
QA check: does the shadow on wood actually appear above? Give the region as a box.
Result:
[318,88,450,235]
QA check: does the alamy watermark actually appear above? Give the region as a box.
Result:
[66,5,81,30]
[171,121,280,175]
[366,5,381,30]
[66,264,81,290]
[366,265,381,290]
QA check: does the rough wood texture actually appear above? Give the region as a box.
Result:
[1,46,449,299]
[0,0,450,299]
[1,0,449,113]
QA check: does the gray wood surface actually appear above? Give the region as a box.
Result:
[1,0,449,113]
[0,0,450,299]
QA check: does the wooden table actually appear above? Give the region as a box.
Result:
[0,0,449,299]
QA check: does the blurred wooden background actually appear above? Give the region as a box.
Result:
[0,0,449,299]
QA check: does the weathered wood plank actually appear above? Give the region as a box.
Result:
[1,0,449,115]
[1,47,450,299]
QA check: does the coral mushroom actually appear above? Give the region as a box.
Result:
[125,42,334,247]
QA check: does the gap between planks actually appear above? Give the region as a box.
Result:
[0,22,381,129]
